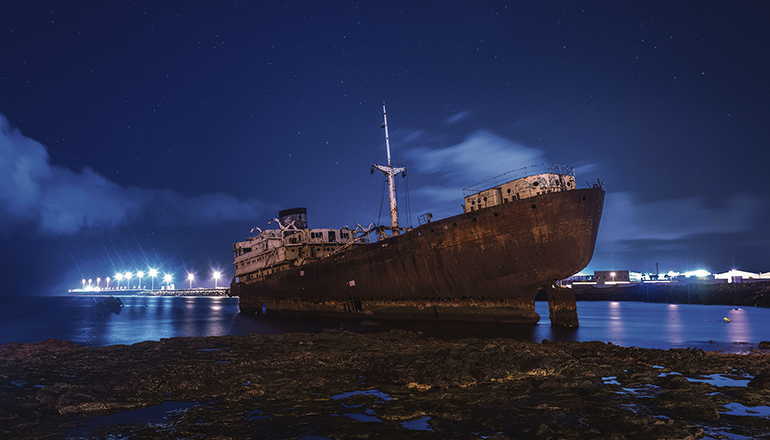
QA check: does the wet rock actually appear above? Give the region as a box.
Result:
[748,372,770,389]
[758,341,770,349]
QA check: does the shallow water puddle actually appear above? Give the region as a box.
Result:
[400,416,433,431]
[658,372,752,387]
[68,401,197,436]
[331,389,392,401]
[343,413,383,423]
[719,402,770,417]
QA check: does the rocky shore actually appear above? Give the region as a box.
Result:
[2,331,769,439]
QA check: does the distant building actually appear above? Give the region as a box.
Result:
[594,270,630,285]
[714,269,760,284]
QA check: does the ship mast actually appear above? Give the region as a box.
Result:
[372,102,406,236]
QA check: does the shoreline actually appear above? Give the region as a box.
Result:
[2,331,769,439]
[573,281,770,308]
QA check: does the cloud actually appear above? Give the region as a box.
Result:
[405,130,546,185]
[443,109,473,125]
[597,191,763,251]
[0,114,266,235]
[398,129,548,219]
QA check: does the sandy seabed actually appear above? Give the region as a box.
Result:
[1,330,769,439]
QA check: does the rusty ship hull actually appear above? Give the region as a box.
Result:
[233,185,604,324]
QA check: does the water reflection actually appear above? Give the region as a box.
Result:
[606,302,626,345]
[665,304,683,345]
[725,307,752,344]
[2,297,770,353]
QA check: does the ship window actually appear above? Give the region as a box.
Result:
[471,200,475,205]
[341,232,349,239]
[531,204,537,209]
[503,198,508,203]
[483,196,487,201]
[507,188,511,193]
[533,181,539,187]
[328,231,336,242]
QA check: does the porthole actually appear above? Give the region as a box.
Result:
[507,188,511,193]
[531,204,537,209]
[430,228,435,233]
[452,222,457,227]
[582,196,586,201]
[493,213,499,217]
[472,218,477,222]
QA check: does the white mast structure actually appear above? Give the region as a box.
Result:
[372,102,406,236]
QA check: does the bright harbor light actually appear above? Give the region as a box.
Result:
[149,268,158,290]
[164,273,172,288]
[188,272,194,289]
[684,269,711,278]
[213,270,221,288]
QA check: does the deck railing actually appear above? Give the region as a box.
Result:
[463,163,574,197]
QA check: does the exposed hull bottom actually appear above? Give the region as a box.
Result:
[238,286,579,326]
[241,296,541,323]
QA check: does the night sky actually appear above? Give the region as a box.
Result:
[2,2,769,295]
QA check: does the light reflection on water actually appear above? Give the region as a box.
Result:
[0,296,768,352]
[665,304,683,345]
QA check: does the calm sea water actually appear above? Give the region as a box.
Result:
[0,296,766,353]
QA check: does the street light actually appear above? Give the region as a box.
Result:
[115,273,123,289]
[149,268,158,290]
[82,279,86,290]
[137,271,144,289]
[213,271,221,288]
[164,273,172,289]
[188,273,194,289]
[124,271,132,289]
[96,277,101,290]
[106,277,111,289]
[611,272,616,283]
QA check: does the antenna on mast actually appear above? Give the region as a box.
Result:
[372,102,406,236]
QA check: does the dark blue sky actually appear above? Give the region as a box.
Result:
[1,1,769,294]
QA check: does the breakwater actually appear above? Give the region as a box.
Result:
[574,281,770,307]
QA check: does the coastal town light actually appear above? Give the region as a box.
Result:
[96,277,100,290]
[106,277,110,289]
[213,271,221,288]
[115,273,123,289]
[149,268,158,290]
[164,273,172,288]
[82,279,85,290]
[137,271,144,289]
[188,273,194,289]
[124,271,132,289]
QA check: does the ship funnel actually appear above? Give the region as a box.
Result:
[278,207,308,230]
